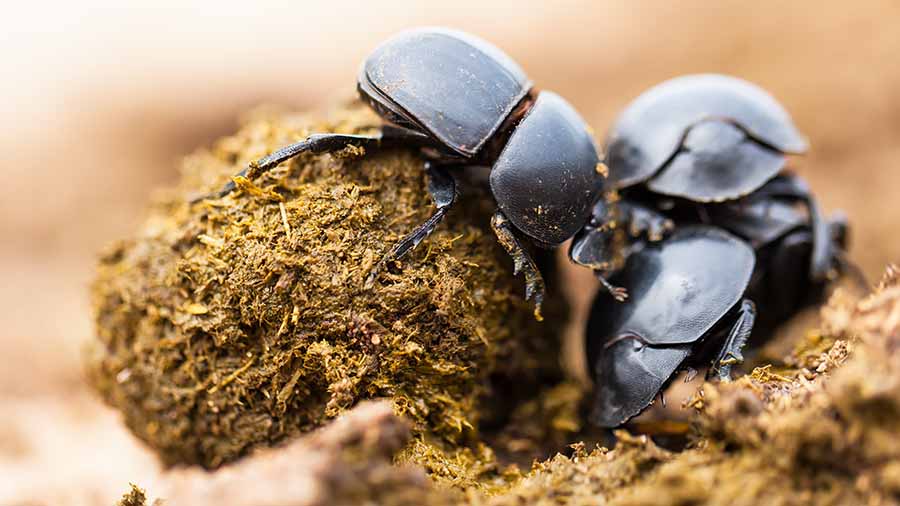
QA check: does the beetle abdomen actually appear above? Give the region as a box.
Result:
[490,91,603,246]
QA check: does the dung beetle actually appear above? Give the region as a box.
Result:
[584,174,855,428]
[571,72,810,294]
[585,226,757,428]
[602,74,842,285]
[582,75,859,428]
[194,28,606,318]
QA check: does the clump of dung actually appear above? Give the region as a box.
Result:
[87,102,564,470]
[116,485,148,506]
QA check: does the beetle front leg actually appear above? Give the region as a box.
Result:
[490,210,546,320]
[618,200,674,242]
[569,222,628,302]
[709,299,756,381]
[192,125,434,203]
[365,163,457,287]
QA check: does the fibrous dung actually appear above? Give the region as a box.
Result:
[87,103,566,470]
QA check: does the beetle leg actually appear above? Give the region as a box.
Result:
[709,299,756,381]
[598,276,629,302]
[829,213,869,291]
[619,200,674,242]
[365,163,457,287]
[490,210,546,320]
[801,192,834,282]
[753,174,836,282]
[191,126,434,203]
[569,223,628,302]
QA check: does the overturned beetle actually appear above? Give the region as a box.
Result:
[195,28,606,318]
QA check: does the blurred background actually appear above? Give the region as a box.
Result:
[2,1,898,503]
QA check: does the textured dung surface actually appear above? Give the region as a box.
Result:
[129,274,900,506]
[87,103,563,470]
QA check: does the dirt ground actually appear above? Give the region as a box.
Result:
[1,2,899,504]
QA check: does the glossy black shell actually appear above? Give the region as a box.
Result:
[490,92,603,245]
[605,74,808,197]
[710,194,810,249]
[645,120,787,202]
[586,226,755,427]
[708,186,833,332]
[359,27,532,156]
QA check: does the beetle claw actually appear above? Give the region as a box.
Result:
[598,275,628,302]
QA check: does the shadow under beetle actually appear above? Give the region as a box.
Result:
[583,74,858,428]
[194,28,607,319]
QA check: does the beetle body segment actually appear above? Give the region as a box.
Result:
[490,92,603,245]
[586,226,755,427]
[605,74,808,195]
[705,175,852,332]
[590,339,693,429]
[362,27,532,156]
[645,120,786,202]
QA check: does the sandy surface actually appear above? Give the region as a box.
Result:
[1,2,898,504]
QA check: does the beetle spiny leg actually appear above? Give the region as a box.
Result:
[190,133,385,204]
[490,210,545,321]
[365,163,457,288]
[711,299,756,381]
[598,275,628,302]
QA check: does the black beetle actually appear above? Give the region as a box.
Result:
[597,74,844,285]
[584,175,855,428]
[569,72,810,294]
[581,74,859,428]
[195,28,606,318]
[586,226,757,428]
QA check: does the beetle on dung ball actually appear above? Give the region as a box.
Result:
[195,27,618,319]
